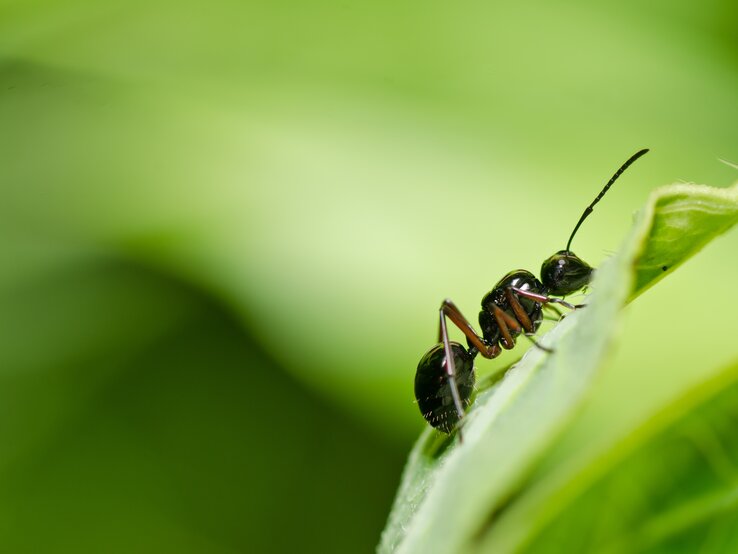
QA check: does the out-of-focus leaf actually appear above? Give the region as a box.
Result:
[379,183,738,554]
[0,260,403,553]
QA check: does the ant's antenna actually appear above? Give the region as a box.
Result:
[565,148,649,252]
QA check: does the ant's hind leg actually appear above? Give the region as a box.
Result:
[438,310,467,431]
[437,299,501,439]
[439,299,501,360]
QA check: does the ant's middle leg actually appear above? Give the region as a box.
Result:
[491,305,522,350]
[504,288,535,332]
[505,288,555,353]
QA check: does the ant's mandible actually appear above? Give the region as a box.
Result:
[414,149,649,434]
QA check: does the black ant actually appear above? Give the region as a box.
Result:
[414,149,649,434]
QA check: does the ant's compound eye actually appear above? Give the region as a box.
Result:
[540,250,593,296]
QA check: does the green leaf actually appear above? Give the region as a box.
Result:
[491,357,738,553]
[631,184,738,299]
[379,183,738,554]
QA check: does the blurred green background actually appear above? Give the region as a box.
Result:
[0,1,737,552]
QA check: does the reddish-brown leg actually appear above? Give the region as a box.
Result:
[504,288,535,332]
[438,299,501,359]
[510,286,583,311]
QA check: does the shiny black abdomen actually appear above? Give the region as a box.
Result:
[478,270,545,347]
[415,342,475,433]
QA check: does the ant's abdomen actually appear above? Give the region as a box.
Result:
[415,342,475,433]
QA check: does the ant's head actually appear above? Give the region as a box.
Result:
[542,148,649,297]
[541,250,592,296]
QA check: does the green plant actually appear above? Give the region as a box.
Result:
[380,183,738,554]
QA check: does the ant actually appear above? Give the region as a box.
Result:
[414,149,649,434]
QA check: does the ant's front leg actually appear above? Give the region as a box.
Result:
[543,303,565,320]
[510,287,585,311]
